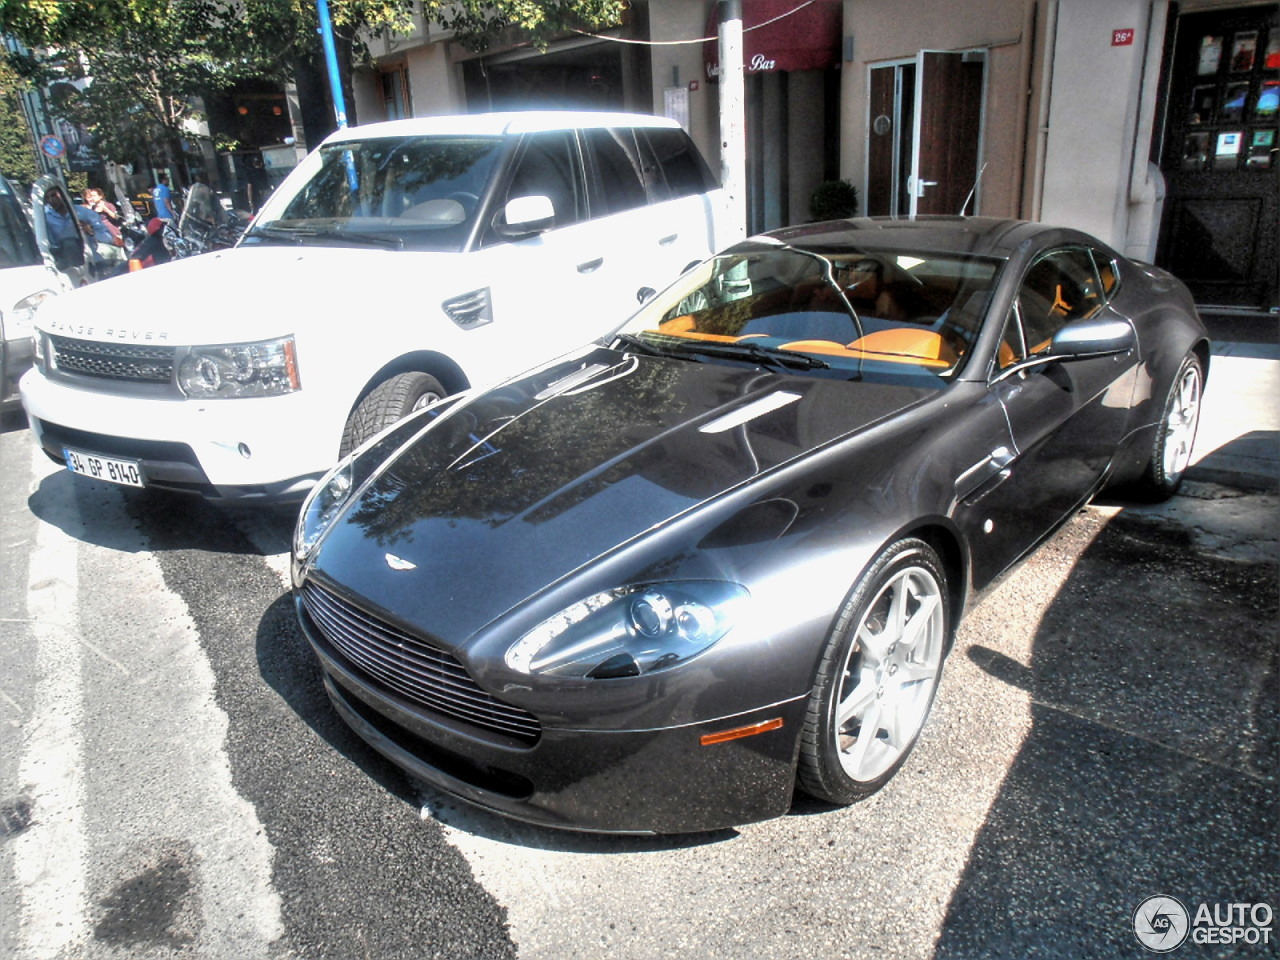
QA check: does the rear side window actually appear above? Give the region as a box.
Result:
[643,128,718,197]
[582,128,648,217]
[0,183,40,268]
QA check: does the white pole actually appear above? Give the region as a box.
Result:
[718,0,747,243]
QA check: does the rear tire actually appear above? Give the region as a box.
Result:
[797,538,950,805]
[1132,351,1203,501]
[340,372,445,457]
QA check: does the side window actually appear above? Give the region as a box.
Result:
[1090,248,1120,298]
[643,128,718,197]
[498,131,586,232]
[1013,248,1104,355]
[582,128,647,217]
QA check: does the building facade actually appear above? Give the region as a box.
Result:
[349,0,1278,313]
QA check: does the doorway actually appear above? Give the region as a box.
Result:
[866,50,985,218]
[1157,5,1278,311]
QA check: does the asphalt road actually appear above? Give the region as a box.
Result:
[0,411,1275,960]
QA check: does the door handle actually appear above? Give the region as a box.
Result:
[914,179,938,198]
[577,257,604,274]
[659,233,679,246]
[955,446,1016,503]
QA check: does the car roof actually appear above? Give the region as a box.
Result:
[764,216,1091,261]
[322,111,682,146]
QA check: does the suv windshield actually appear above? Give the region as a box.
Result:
[615,242,1003,382]
[0,177,40,269]
[245,136,503,253]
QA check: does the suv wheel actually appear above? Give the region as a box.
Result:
[340,372,445,457]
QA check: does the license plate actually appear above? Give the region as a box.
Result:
[63,447,144,488]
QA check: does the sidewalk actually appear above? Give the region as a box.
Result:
[1186,314,1279,492]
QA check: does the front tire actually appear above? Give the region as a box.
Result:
[1134,351,1203,501]
[797,538,950,805]
[340,372,445,457]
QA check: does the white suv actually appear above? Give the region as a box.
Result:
[22,111,724,500]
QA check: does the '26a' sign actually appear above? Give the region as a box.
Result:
[1112,28,1135,46]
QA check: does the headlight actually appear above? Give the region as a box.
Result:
[294,457,356,564]
[5,290,55,340]
[505,581,749,680]
[177,336,299,398]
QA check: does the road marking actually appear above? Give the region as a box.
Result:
[13,444,89,959]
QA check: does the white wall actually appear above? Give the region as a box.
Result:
[1040,0,1166,256]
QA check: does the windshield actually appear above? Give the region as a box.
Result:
[0,177,40,269]
[244,135,503,253]
[615,242,1003,382]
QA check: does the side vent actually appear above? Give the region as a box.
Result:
[442,288,493,330]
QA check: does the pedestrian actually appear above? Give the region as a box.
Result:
[77,197,126,273]
[83,186,123,229]
[151,172,180,221]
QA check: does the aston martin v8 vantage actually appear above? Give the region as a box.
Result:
[291,217,1208,834]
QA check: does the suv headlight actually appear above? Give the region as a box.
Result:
[5,290,55,341]
[177,336,299,398]
[505,581,749,679]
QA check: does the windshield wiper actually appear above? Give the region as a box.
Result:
[664,338,830,371]
[243,225,305,245]
[614,333,672,357]
[244,225,404,250]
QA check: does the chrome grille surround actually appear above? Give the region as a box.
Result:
[50,335,175,384]
[300,579,541,744]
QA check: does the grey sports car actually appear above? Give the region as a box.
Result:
[291,217,1208,834]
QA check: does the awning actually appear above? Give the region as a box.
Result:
[703,0,843,79]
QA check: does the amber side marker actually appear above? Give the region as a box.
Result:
[700,717,784,746]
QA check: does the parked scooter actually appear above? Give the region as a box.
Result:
[127,183,247,271]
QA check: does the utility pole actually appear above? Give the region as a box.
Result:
[316,0,348,129]
[718,0,746,243]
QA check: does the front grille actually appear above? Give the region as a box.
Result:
[300,579,541,744]
[50,335,176,384]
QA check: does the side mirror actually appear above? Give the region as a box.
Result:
[495,195,554,238]
[1047,317,1135,360]
[993,317,1134,384]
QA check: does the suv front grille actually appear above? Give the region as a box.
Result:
[50,335,176,384]
[300,579,542,745]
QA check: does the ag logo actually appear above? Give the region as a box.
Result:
[1134,895,1190,953]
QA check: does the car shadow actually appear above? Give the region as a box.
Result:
[931,503,1278,958]
[25,466,298,556]
[254,592,737,853]
[1,408,28,433]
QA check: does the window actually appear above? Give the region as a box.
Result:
[380,65,411,121]
[1003,248,1104,365]
[643,128,718,197]
[582,128,647,217]
[485,132,586,245]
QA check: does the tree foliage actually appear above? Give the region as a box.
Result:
[0,0,628,170]
[0,59,39,183]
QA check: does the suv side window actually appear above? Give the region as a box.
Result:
[998,247,1104,368]
[643,128,718,197]
[582,128,648,217]
[486,131,586,244]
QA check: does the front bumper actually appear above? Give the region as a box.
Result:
[21,369,334,500]
[298,595,806,835]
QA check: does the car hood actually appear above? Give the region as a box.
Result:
[311,347,939,647]
[31,245,464,345]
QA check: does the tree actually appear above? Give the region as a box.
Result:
[0,0,628,177]
[0,58,39,183]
